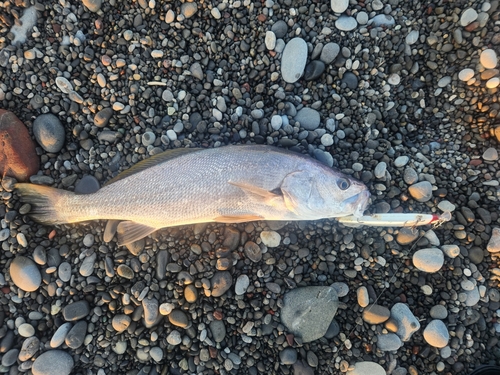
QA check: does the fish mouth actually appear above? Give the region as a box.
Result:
[344,189,370,217]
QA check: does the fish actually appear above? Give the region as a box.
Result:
[15,145,370,246]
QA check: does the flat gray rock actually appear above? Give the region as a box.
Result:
[281,38,308,83]
[280,286,339,343]
[32,350,74,375]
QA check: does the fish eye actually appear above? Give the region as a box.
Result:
[337,178,350,190]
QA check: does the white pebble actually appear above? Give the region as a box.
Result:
[260,231,281,247]
[486,77,500,89]
[480,49,498,69]
[458,68,474,82]
[441,245,460,258]
[321,133,334,146]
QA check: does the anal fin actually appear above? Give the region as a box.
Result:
[214,214,263,223]
[116,221,158,246]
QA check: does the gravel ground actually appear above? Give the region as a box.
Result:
[0,0,500,374]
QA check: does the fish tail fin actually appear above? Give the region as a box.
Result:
[15,183,76,225]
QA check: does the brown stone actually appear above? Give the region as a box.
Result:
[0,109,39,181]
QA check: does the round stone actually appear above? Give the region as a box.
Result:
[480,49,498,69]
[362,304,391,324]
[335,16,357,31]
[150,346,163,362]
[458,68,474,82]
[112,315,131,332]
[460,8,478,26]
[10,256,41,292]
[487,228,500,253]
[357,286,369,308]
[18,323,35,337]
[347,362,386,375]
[483,147,499,161]
[211,271,232,297]
[441,245,460,258]
[408,181,433,202]
[167,330,182,345]
[33,114,65,153]
[281,38,308,83]
[321,133,334,147]
[405,30,419,45]
[294,108,320,130]
[377,333,402,351]
[260,231,281,247]
[423,320,449,348]
[330,0,348,13]
[279,347,297,365]
[32,350,74,375]
[320,42,340,64]
[430,305,448,320]
[486,77,500,89]
[265,31,276,50]
[235,274,250,295]
[82,0,102,12]
[412,248,444,273]
[184,285,198,303]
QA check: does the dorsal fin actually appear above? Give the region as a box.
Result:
[105,147,202,186]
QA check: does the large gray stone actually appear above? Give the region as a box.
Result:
[32,350,74,375]
[280,286,339,342]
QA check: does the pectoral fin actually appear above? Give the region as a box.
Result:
[116,221,158,246]
[229,181,282,202]
[214,214,264,223]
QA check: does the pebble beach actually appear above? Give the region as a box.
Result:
[1,0,500,374]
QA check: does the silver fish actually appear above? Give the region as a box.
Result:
[16,145,370,245]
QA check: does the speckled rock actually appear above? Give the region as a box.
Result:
[281,38,308,83]
[281,286,339,343]
[413,248,444,273]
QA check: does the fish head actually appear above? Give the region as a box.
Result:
[281,169,370,219]
[317,172,370,218]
